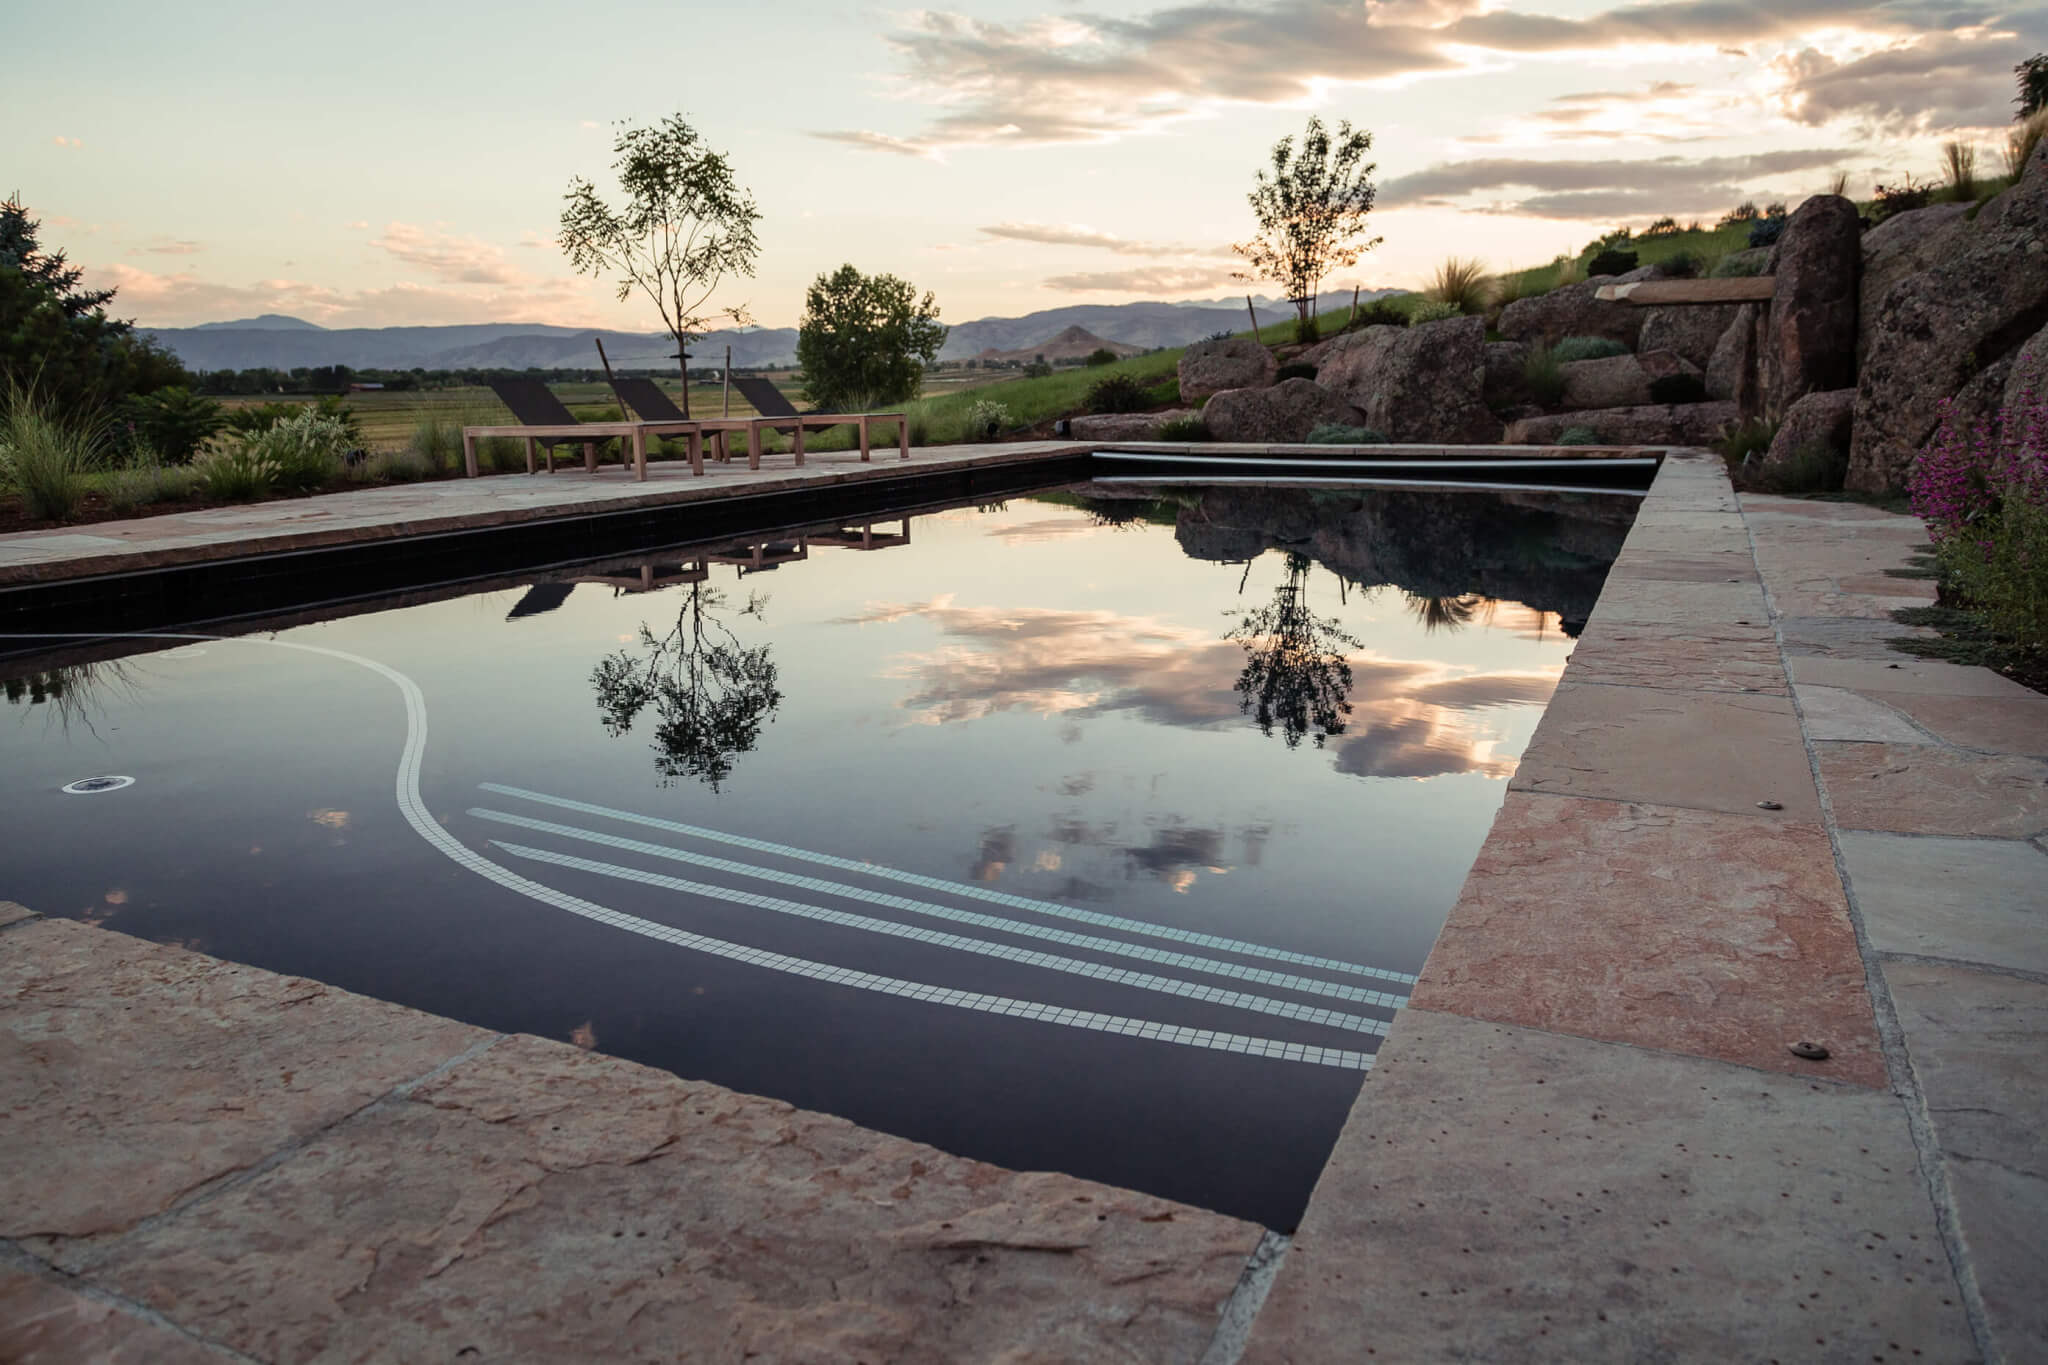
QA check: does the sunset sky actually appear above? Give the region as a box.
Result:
[10,0,2043,331]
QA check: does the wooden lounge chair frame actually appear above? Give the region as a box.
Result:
[724,375,909,468]
[463,377,703,483]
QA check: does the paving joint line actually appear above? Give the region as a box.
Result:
[0,1237,266,1364]
[54,1030,510,1276]
[1197,1229,1291,1365]
[1739,489,1999,1363]
[1877,951,2048,989]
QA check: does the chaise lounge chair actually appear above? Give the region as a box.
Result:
[727,376,909,466]
[464,378,699,481]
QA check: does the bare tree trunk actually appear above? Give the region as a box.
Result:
[673,331,691,418]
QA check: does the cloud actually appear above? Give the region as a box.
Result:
[1042,264,1246,294]
[52,136,82,148]
[981,221,1235,259]
[94,262,606,329]
[811,129,942,159]
[1382,148,1856,218]
[126,239,203,257]
[369,221,526,286]
[344,220,369,231]
[1772,31,2038,132]
[824,0,2022,151]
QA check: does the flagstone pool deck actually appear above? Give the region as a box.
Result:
[3,448,2045,1362]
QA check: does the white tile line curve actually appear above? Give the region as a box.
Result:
[0,632,1374,1071]
[479,782,1417,986]
[469,807,1407,1009]
[489,839,1391,1037]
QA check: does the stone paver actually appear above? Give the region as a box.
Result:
[1794,683,1936,743]
[1786,655,2038,698]
[0,1267,226,1365]
[1510,681,1821,820]
[1884,964,2048,1361]
[0,902,36,929]
[1242,1010,1974,1364]
[1562,619,1788,694]
[1583,576,1770,625]
[1816,742,2048,839]
[0,919,489,1263]
[1414,792,1886,1086]
[0,926,1260,1362]
[1851,690,2048,756]
[77,1032,1261,1364]
[1779,614,1941,658]
[1844,832,2048,974]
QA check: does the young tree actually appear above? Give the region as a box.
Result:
[1232,117,1382,342]
[795,265,946,411]
[559,116,761,415]
[1226,553,1361,749]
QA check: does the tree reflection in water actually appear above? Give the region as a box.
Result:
[591,583,782,790]
[1225,553,1362,749]
[1401,591,1496,634]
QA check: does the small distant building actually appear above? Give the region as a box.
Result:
[348,382,385,392]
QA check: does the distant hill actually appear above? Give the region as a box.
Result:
[975,325,1143,365]
[140,289,1402,373]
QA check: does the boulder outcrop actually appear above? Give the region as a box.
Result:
[1503,401,1739,447]
[1640,304,1741,369]
[1561,350,1701,410]
[1177,337,1277,403]
[1756,388,1855,482]
[1705,304,1761,407]
[1764,194,1862,419]
[1483,340,1531,407]
[1201,379,1362,443]
[1068,409,1197,441]
[1849,143,2048,492]
[1317,315,1500,443]
[1497,266,1660,349]
[1856,202,1971,366]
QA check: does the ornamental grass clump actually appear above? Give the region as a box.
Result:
[0,386,103,522]
[1911,392,2048,648]
[235,407,353,492]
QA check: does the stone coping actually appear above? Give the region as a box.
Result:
[0,442,1664,589]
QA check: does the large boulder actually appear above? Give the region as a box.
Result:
[1201,379,1362,443]
[1317,315,1501,443]
[2005,319,2048,414]
[1705,303,1762,407]
[1561,349,1701,410]
[1504,401,1740,447]
[1497,265,1661,349]
[1639,304,1741,369]
[1762,194,1861,420]
[1178,337,1277,403]
[1068,409,1197,441]
[1856,202,1972,366]
[1754,388,1855,485]
[1850,141,2048,493]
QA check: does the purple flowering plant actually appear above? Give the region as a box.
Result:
[1909,386,2048,646]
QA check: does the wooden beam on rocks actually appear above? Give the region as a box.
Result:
[1597,276,1776,306]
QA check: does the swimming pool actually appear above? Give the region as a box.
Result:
[0,481,1631,1227]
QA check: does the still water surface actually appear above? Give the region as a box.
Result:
[0,484,1630,1226]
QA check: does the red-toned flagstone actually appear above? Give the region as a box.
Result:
[1412,791,1887,1087]
[1815,741,2048,838]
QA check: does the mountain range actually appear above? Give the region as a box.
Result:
[140,290,1395,373]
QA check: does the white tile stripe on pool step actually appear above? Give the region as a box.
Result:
[490,840,1394,1038]
[479,782,1418,987]
[468,808,1407,1010]
[0,631,1373,1073]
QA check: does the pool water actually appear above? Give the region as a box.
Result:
[0,483,1630,1227]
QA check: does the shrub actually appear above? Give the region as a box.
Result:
[410,413,465,471]
[1712,249,1771,278]
[1154,415,1211,442]
[1349,298,1410,329]
[1276,362,1319,382]
[1587,248,1638,277]
[1305,423,1389,444]
[1719,202,1761,226]
[1760,442,1848,493]
[1552,336,1628,363]
[1492,272,1537,308]
[1912,392,2048,647]
[1085,348,1118,367]
[1145,376,1181,407]
[1425,257,1492,314]
[1407,298,1463,326]
[222,401,307,436]
[1084,372,1150,414]
[1293,315,1320,345]
[0,387,102,522]
[233,407,353,492]
[104,449,199,514]
[1022,360,1053,380]
[967,399,1012,441]
[1649,372,1708,404]
[1748,216,1787,248]
[1641,216,1681,238]
[1871,176,1933,223]
[1662,251,1705,279]
[1522,345,1566,408]
[363,448,434,483]
[1555,425,1604,446]
[1550,254,1585,287]
[1717,418,1778,468]
[114,386,224,463]
[194,446,278,501]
